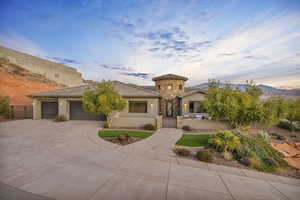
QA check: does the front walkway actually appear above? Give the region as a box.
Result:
[0,120,299,200]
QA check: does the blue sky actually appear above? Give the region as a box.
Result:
[1,0,300,88]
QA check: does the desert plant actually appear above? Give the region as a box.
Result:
[235,132,287,172]
[0,95,10,116]
[256,131,270,142]
[103,121,109,128]
[173,148,190,157]
[82,80,127,128]
[285,98,300,132]
[144,124,155,130]
[208,130,241,160]
[54,115,67,122]
[182,125,191,131]
[196,150,213,162]
[277,121,300,132]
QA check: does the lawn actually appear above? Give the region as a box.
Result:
[98,129,153,139]
[175,134,215,147]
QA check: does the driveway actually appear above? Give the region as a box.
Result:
[0,120,300,200]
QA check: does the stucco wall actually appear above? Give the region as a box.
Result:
[0,45,84,87]
[118,97,159,118]
[183,119,230,130]
[182,93,206,115]
[32,99,41,119]
[110,117,156,128]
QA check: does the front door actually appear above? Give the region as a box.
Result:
[166,101,173,117]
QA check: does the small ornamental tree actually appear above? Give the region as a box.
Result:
[82,81,127,127]
[0,95,10,116]
[285,98,300,132]
[208,130,241,160]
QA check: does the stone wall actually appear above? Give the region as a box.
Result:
[154,79,185,100]
[0,45,83,87]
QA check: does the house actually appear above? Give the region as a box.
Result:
[28,74,229,129]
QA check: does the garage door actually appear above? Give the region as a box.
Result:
[42,102,58,119]
[70,101,106,120]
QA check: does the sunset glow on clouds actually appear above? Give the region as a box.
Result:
[0,0,299,88]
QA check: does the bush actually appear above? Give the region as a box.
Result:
[240,157,261,169]
[103,121,109,128]
[196,150,213,162]
[182,125,191,131]
[54,115,66,122]
[0,95,10,116]
[144,124,155,130]
[173,148,190,157]
[235,132,287,172]
[256,131,270,142]
[277,121,299,132]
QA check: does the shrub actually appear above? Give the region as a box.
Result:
[277,121,299,132]
[103,121,109,128]
[144,124,155,130]
[0,95,10,116]
[54,115,66,122]
[235,132,287,172]
[173,148,190,157]
[182,125,191,131]
[256,131,270,142]
[196,150,213,162]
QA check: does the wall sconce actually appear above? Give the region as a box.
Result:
[183,104,188,110]
[59,102,63,106]
[150,103,154,108]
[32,102,35,106]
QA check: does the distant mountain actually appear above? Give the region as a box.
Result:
[192,83,300,99]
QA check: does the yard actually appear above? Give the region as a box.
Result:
[98,129,153,145]
[174,130,300,179]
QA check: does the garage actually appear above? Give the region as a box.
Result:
[69,101,106,120]
[41,102,58,119]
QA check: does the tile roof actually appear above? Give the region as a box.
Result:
[152,74,188,81]
[28,81,159,98]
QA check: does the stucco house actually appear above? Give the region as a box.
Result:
[28,74,229,129]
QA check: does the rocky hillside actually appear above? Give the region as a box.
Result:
[0,57,63,105]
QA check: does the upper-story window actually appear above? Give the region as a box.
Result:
[167,84,173,90]
[179,85,183,90]
[158,85,160,90]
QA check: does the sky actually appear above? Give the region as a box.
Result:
[0,0,300,88]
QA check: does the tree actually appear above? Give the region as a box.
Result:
[203,83,262,128]
[245,80,263,100]
[261,97,289,127]
[208,130,241,160]
[285,98,300,132]
[82,81,127,127]
[0,95,10,116]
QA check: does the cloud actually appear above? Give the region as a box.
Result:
[99,64,133,71]
[119,72,151,79]
[46,56,80,65]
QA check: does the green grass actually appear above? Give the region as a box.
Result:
[176,134,215,147]
[98,130,153,139]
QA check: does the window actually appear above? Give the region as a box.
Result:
[167,84,173,90]
[129,101,147,113]
[189,101,205,113]
[179,85,183,90]
[158,85,160,90]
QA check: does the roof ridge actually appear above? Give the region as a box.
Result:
[112,81,159,95]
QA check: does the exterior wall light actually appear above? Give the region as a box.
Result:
[32,102,35,106]
[59,102,63,106]
[150,103,154,108]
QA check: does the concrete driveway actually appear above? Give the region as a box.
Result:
[0,120,300,200]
